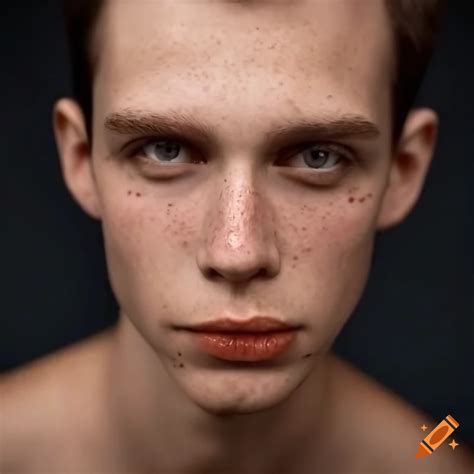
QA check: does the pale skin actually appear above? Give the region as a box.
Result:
[1,0,473,472]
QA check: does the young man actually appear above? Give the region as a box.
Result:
[1,0,473,472]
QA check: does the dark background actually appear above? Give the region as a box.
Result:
[2,0,473,448]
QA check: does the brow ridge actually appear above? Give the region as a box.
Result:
[104,109,380,148]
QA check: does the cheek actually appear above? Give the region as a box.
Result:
[100,186,201,308]
[288,187,377,262]
[100,192,168,310]
[285,190,377,339]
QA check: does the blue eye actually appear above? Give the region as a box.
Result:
[142,140,186,163]
[299,145,345,169]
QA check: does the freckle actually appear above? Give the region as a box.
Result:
[293,255,299,261]
[136,192,141,197]
[326,94,333,99]
[127,190,132,195]
[179,363,184,368]
[302,227,307,231]
[303,353,312,359]
[367,193,373,198]
[162,304,168,309]
[291,263,296,269]
[303,247,312,253]
[182,240,188,247]
[348,197,355,203]
[168,203,173,207]
[358,197,365,203]
[178,352,182,356]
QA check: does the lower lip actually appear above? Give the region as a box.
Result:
[191,330,297,362]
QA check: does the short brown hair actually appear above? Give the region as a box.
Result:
[62,0,444,145]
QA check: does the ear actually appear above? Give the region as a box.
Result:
[376,108,439,230]
[52,98,102,220]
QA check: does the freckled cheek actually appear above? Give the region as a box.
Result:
[101,202,165,263]
[290,194,376,264]
[315,196,377,240]
[102,197,200,265]
[329,201,377,241]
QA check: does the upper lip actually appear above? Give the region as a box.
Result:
[187,316,298,333]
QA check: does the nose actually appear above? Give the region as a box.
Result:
[196,181,280,284]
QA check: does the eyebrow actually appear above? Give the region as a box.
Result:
[104,109,380,149]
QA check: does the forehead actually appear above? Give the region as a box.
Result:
[92,0,394,135]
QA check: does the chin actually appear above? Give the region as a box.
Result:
[172,363,308,417]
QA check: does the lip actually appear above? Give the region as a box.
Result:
[187,316,297,333]
[184,316,300,362]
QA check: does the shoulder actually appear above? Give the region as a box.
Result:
[0,329,114,472]
[326,354,474,473]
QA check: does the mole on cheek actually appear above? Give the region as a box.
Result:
[135,192,141,197]
[348,197,355,203]
[302,353,313,359]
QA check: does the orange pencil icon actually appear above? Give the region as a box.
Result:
[416,414,459,459]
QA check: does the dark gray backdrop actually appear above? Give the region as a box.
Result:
[2,0,473,448]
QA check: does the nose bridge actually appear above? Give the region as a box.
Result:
[221,181,263,250]
[197,170,280,282]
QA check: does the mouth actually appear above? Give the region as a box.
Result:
[183,316,301,362]
[186,315,300,333]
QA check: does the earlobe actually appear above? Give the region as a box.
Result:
[52,98,102,220]
[376,108,439,231]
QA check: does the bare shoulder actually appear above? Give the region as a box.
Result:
[326,354,474,473]
[0,328,115,473]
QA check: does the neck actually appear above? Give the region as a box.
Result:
[106,314,332,473]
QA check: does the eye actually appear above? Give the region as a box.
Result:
[288,144,351,170]
[141,139,194,164]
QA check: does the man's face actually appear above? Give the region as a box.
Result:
[90,0,394,413]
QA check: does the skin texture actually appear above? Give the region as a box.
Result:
[1,0,473,473]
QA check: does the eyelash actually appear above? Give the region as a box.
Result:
[127,137,355,170]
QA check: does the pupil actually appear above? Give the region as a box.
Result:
[308,149,329,167]
[157,142,179,160]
